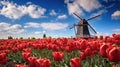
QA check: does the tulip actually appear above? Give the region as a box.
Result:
[42,58,51,67]
[84,47,92,57]
[0,53,7,64]
[52,52,64,61]
[36,59,42,67]
[79,40,87,51]
[65,46,72,52]
[100,44,109,58]
[108,47,120,62]
[28,56,37,67]
[15,64,28,67]
[22,48,31,53]
[12,48,18,53]
[22,52,31,62]
[80,52,86,60]
[36,58,51,67]
[70,57,82,67]
[100,35,103,40]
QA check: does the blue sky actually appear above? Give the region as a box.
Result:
[0,0,120,38]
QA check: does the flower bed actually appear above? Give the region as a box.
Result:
[0,34,120,67]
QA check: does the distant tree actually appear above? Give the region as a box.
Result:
[31,37,36,40]
[43,33,46,38]
[19,37,23,40]
[8,36,13,39]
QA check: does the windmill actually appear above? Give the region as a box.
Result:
[70,13,100,38]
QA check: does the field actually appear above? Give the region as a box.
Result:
[0,34,120,67]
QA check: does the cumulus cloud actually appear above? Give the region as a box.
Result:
[112,10,120,19]
[112,29,120,33]
[49,10,57,16]
[34,30,46,35]
[64,0,101,15]
[40,22,68,30]
[0,1,46,19]
[24,22,41,28]
[57,14,67,19]
[76,0,101,12]
[34,31,41,34]
[65,1,83,15]
[0,22,25,35]
[25,22,68,30]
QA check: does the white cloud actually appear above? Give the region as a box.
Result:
[40,22,68,30]
[24,22,68,30]
[24,22,41,28]
[112,29,120,33]
[65,1,83,15]
[76,0,101,12]
[34,30,46,35]
[49,10,57,16]
[112,10,120,19]
[0,1,46,19]
[57,14,67,19]
[0,22,25,35]
[34,31,41,34]
[27,5,46,18]
[65,0,101,15]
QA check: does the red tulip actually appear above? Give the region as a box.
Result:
[36,59,42,67]
[51,45,59,51]
[52,52,64,61]
[84,47,92,57]
[0,53,7,64]
[79,40,87,51]
[100,44,109,58]
[28,56,37,67]
[108,47,120,62]
[42,58,51,67]
[36,58,51,67]
[100,35,103,40]
[15,64,28,67]
[80,52,86,60]
[65,46,72,53]
[12,48,18,53]
[106,45,115,58]
[70,57,82,67]
[22,48,31,53]
[22,52,31,62]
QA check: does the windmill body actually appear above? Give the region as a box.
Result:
[76,19,90,38]
[70,13,100,38]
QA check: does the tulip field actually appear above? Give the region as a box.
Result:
[0,34,120,67]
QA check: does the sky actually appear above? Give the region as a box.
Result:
[0,0,120,39]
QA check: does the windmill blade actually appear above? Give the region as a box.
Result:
[73,13,82,20]
[70,24,75,29]
[88,23,97,34]
[70,25,74,29]
[87,15,100,21]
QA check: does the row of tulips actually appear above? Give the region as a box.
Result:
[0,34,120,67]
